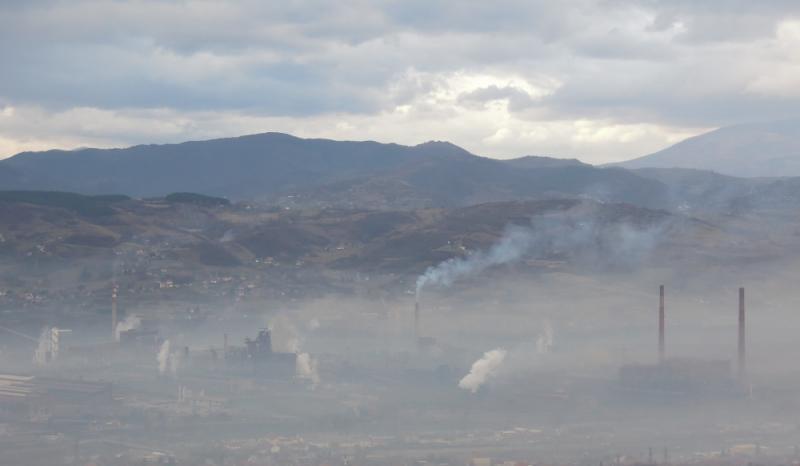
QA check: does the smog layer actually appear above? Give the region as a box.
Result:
[2,135,800,466]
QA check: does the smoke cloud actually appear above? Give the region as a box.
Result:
[269,316,300,353]
[296,352,320,387]
[416,210,668,297]
[114,315,141,342]
[416,226,534,298]
[271,315,321,387]
[220,229,236,243]
[459,348,507,393]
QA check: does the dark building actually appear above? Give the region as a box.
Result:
[225,329,296,378]
[619,358,734,395]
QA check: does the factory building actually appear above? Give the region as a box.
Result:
[619,358,732,394]
[224,329,296,377]
[0,374,112,422]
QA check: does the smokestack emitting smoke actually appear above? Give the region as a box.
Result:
[459,348,507,393]
[158,339,171,374]
[659,284,665,363]
[296,352,320,386]
[738,287,746,381]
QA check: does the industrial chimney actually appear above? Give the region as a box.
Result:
[414,301,420,341]
[111,284,118,340]
[738,287,746,381]
[659,285,665,363]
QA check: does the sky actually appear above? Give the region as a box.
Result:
[1,1,800,164]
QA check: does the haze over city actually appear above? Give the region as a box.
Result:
[4,2,800,466]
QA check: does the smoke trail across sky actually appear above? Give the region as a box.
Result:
[416,226,534,298]
[415,209,668,297]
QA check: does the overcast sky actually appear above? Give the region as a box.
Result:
[1,1,799,163]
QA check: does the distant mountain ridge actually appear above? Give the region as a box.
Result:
[618,119,800,177]
[0,132,668,209]
[8,128,800,214]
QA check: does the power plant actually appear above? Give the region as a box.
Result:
[0,280,789,465]
[618,285,748,397]
[223,328,297,377]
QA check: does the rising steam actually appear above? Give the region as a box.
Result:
[272,316,322,387]
[115,314,141,341]
[269,316,300,353]
[459,348,507,393]
[296,352,320,386]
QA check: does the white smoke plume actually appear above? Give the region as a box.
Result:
[536,320,554,354]
[269,316,300,353]
[220,229,236,243]
[157,339,171,375]
[296,352,320,386]
[459,348,507,393]
[416,226,533,298]
[115,314,141,341]
[415,211,668,297]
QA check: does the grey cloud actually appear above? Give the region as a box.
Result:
[638,0,800,42]
[1,0,800,154]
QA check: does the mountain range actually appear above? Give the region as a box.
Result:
[2,120,800,214]
[3,124,800,301]
[0,132,664,209]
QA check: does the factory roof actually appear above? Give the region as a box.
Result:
[0,373,111,403]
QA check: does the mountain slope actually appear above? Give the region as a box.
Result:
[0,193,714,273]
[1,132,455,198]
[618,119,800,177]
[0,132,669,208]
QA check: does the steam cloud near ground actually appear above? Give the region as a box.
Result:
[459,348,507,393]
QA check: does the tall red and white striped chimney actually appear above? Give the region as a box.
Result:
[659,285,665,363]
[738,287,746,381]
